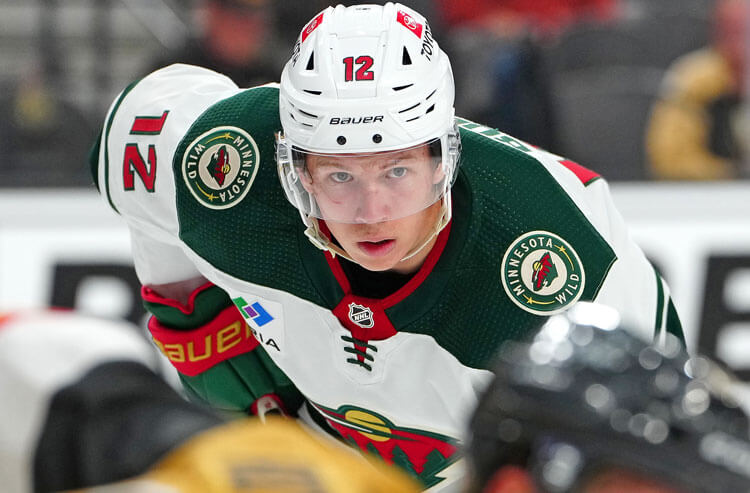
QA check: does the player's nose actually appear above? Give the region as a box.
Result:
[352,185,391,224]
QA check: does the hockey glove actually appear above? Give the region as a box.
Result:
[143,282,304,418]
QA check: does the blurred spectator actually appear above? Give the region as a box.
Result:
[437,0,618,38]
[147,0,281,88]
[436,0,621,150]
[646,0,749,180]
[148,0,441,88]
[0,67,95,188]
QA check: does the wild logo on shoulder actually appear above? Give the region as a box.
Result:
[182,126,260,210]
[501,231,585,315]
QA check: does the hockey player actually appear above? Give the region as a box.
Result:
[90,3,683,490]
[466,303,750,492]
[0,310,419,493]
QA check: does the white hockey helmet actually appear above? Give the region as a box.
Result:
[276,3,460,253]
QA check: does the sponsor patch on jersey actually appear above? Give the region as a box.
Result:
[234,297,274,327]
[232,296,283,353]
[348,302,374,328]
[181,126,259,210]
[501,230,585,315]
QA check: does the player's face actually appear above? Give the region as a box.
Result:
[303,146,445,273]
[714,0,748,75]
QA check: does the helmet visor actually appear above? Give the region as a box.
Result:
[278,139,449,224]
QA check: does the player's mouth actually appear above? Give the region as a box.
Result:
[357,238,396,257]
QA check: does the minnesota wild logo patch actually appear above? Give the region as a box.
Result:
[182,126,259,209]
[501,230,585,315]
[310,402,459,488]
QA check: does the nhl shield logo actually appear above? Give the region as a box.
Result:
[348,302,374,328]
[181,126,260,210]
[501,231,585,315]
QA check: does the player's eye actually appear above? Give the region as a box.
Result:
[330,171,352,183]
[387,167,408,178]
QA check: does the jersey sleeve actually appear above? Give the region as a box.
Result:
[92,64,242,285]
[535,150,684,345]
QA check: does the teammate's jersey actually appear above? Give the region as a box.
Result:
[93,64,682,491]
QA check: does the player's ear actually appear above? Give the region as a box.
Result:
[298,165,314,194]
[482,465,536,493]
[432,161,446,184]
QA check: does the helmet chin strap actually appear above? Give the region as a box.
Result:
[302,194,452,268]
[303,219,352,261]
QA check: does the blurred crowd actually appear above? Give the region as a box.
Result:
[0,0,746,187]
